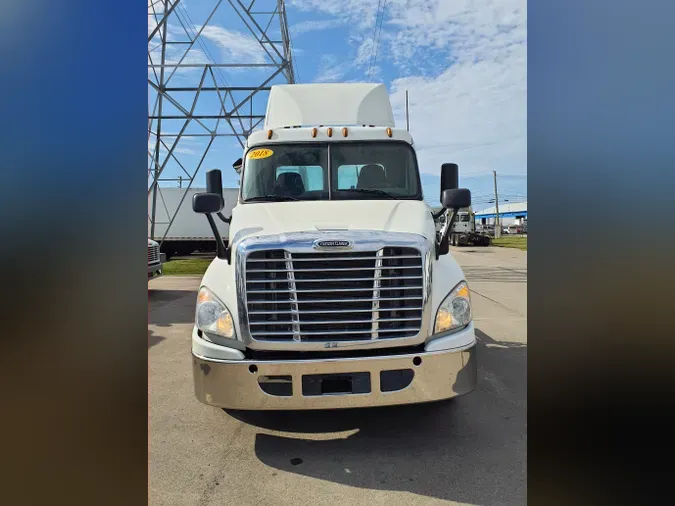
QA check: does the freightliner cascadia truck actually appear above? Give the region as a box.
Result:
[190,83,477,409]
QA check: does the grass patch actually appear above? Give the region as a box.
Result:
[162,258,212,275]
[492,236,527,251]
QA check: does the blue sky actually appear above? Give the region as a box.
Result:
[148,0,526,212]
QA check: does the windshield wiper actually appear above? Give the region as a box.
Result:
[244,194,298,202]
[341,188,396,199]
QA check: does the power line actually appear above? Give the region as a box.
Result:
[175,4,230,89]
[471,195,528,198]
[367,0,387,80]
[366,0,382,80]
[472,197,527,202]
[173,4,248,138]
[283,2,300,82]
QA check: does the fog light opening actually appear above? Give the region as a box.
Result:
[412,356,422,367]
[249,364,258,374]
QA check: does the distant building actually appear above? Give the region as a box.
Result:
[474,202,527,227]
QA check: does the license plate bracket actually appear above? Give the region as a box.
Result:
[302,372,371,396]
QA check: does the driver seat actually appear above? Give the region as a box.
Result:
[274,172,305,197]
[357,164,388,189]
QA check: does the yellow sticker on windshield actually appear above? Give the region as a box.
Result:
[247,148,273,160]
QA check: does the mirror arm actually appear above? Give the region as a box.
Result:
[206,214,228,261]
[431,208,446,221]
[436,208,458,259]
[216,212,231,224]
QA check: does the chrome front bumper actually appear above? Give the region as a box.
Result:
[192,342,477,410]
[148,262,163,278]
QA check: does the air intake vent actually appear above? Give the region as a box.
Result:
[148,244,160,264]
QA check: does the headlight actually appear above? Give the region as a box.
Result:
[196,287,235,339]
[434,281,472,334]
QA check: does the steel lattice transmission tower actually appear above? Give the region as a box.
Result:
[148,0,296,241]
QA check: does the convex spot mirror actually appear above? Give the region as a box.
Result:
[233,158,242,174]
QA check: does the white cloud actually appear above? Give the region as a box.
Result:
[149,138,199,157]
[353,37,374,68]
[291,19,344,35]
[149,19,269,71]
[148,18,210,84]
[291,0,527,176]
[289,0,382,30]
[198,25,267,64]
[314,54,348,83]
[388,41,526,176]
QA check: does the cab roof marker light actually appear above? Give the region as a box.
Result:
[311,128,317,138]
[267,129,273,139]
[327,127,333,137]
[342,127,348,137]
[386,127,393,137]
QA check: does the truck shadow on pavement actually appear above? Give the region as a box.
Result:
[227,329,526,505]
[148,289,197,327]
[148,288,197,348]
[148,289,194,309]
[148,329,165,349]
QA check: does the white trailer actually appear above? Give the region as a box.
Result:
[148,187,238,258]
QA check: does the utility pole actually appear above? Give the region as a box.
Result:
[405,90,410,131]
[493,170,500,239]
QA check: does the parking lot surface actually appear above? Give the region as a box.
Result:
[149,246,526,505]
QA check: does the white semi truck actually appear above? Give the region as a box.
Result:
[189,83,477,410]
[449,207,491,247]
[148,187,237,259]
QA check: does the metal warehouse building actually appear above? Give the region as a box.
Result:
[474,202,528,227]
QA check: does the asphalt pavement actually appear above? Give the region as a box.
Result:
[148,246,527,506]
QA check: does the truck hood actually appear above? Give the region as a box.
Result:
[229,200,435,246]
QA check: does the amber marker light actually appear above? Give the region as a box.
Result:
[197,288,211,304]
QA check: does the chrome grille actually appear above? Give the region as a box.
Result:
[148,244,160,264]
[245,248,424,342]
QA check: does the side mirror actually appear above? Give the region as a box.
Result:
[440,163,459,201]
[192,192,223,214]
[442,188,471,210]
[233,158,242,174]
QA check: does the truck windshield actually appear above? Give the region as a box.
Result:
[241,142,421,202]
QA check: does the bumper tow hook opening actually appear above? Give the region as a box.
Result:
[249,364,258,374]
[413,356,422,367]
